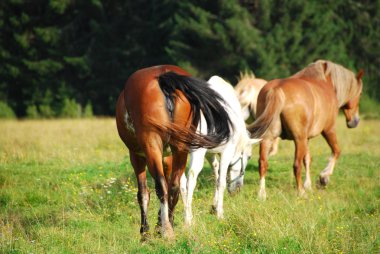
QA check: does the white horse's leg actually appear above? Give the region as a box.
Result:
[184,149,206,226]
[303,148,312,191]
[180,173,187,208]
[213,147,234,219]
[205,154,220,209]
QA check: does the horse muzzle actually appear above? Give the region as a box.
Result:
[347,116,360,128]
[227,179,243,195]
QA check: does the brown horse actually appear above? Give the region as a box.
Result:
[248,60,363,200]
[115,65,233,239]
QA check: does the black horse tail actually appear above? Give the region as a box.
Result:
[153,71,233,149]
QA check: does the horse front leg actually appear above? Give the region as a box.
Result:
[319,129,341,186]
[168,150,189,226]
[293,138,308,197]
[207,154,220,214]
[130,153,150,240]
[303,147,312,191]
[213,148,234,219]
[183,149,206,226]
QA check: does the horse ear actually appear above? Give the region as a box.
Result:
[357,69,364,80]
[249,138,261,145]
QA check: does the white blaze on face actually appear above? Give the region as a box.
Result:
[124,111,135,133]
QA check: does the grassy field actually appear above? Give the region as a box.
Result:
[0,117,378,253]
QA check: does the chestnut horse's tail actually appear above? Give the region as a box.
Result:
[152,71,233,149]
[247,88,285,139]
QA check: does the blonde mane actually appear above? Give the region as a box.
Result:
[293,60,362,107]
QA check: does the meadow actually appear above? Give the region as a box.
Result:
[0,117,378,253]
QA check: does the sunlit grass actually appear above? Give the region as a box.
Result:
[0,117,379,253]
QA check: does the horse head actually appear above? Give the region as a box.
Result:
[343,69,364,128]
[228,137,261,194]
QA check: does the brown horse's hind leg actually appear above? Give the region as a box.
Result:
[319,129,341,186]
[130,153,150,240]
[144,142,174,239]
[293,138,308,196]
[168,150,188,226]
[258,138,274,201]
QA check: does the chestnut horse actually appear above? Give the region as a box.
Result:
[116,65,232,239]
[235,72,279,156]
[248,60,363,200]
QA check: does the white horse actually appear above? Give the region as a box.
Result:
[180,76,260,225]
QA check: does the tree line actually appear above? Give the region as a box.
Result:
[0,0,379,118]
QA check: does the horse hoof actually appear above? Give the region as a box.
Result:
[140,232,151,242]
[184,215,193,227]
[216,212,224,220]
[163,226,175,240]
[210,205,217,214]
[319,176,329,187]
[258,190,267,201]
[154,224,161,236]
[298,189,308,199]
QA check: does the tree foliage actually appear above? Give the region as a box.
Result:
[0,0,378,117]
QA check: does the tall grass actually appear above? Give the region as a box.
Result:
[0,117,378,253]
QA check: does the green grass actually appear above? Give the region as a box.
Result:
[0,117,379,253]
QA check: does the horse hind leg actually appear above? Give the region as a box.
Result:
[168,150,188,226]
[129,153,150,240]
[180,173,187,211]
[258,138,273,201]
[183,149,206,226]
[144,144,174,239]
[213,148,234,219]
[206,154,220,214]
[319,129,341,187]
